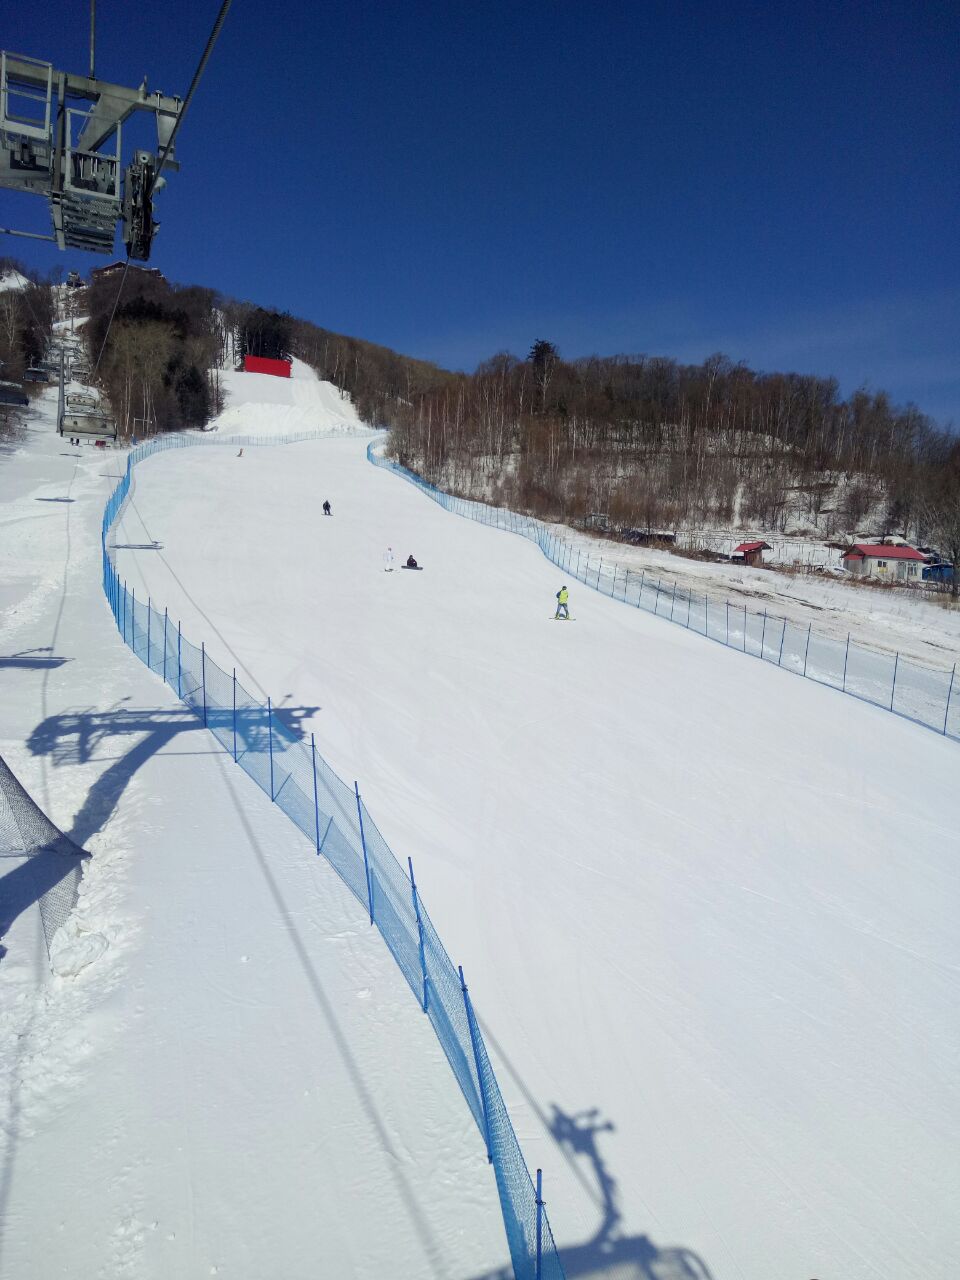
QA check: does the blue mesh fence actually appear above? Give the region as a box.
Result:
[367,441,960,743]
[101,431,565,1280]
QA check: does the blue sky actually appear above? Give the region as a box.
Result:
[3,1,958,425]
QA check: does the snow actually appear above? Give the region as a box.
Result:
[4,355,960,1279]
[208,357,365,438]
[539,523,960,670]
[0,388,507,1278]
[110,409,960,1279]
[0,271,30,293]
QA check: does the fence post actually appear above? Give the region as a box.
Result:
[408,857,429,1013]
[310,732,322,852]
[233,668,238,761]
[597,558,602,591]
[267,696,274,799]
[459,965,492,1164]
[943,664,956,735]
[802,622,812,676]
[177,621,182,697]
[670,581,678,621]
[842,632,850,692]
[355,781,374,925]
[725,600,729,645]
[639,570,645,605]
[889,652,900,711]
[743,605,747,652]
[576,548,581,579]
[760,610,767,659]
[536,1168,544,1280]
[612,565,617,598]
[131,586,135,650]
[777,618,786,665]
[163,607,168,685]
[147,598,151,670]
[201,642,208,727]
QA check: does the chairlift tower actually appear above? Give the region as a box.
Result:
[0,48,183,259]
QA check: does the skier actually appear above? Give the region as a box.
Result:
[555,585,570,619]
[237,448,243,458]
[383,546,396,572]
[322,500,332,516]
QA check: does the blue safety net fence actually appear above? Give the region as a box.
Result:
[101,429,565,1280]
[367,442,960,742]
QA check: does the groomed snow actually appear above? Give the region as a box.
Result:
[0,388,508,1278]
[113,417,960,1280]
[206,357,365,438]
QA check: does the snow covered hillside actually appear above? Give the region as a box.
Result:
[207,356,365,438]
[113,414,960,1280]
[540,522,960,670]
[0,386,507,1278]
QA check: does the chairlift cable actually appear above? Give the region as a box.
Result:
[147,0,233,202]
[92,255,131,375]
[94,0,233,374]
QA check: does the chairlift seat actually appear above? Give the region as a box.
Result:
[61,410,116,441]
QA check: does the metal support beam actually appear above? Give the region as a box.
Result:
[1,47,183,258]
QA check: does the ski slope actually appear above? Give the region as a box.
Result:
[207,356,364,438]
[0,385,508,1278]
[112,400,960,1280]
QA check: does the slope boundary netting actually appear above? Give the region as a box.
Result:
[0,753,90,955]
[366,441,960,743]
[100,429,566,1280]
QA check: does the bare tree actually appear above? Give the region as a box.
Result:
[918,447,960,598]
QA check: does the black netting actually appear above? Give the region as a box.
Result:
[0,754,89,955]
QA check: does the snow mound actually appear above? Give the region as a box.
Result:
[49,919,109,978]
[208,357,365,437]
[0,269,30,292]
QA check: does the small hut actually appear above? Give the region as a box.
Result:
[732,540,771,568]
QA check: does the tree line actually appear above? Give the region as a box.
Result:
[0,256,54,382]
[85,269,223,434]
[387,342,958,561]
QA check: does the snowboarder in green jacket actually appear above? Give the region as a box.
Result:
[555,586,570,619]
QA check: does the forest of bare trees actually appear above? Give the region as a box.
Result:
[85,271,222,435]
[387,343,958,556]
[0,257,54,381]
[286,314,449,424]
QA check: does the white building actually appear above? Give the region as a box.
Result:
[841,542,927,581]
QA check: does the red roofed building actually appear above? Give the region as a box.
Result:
[732,540,771,567]
[841,543,926,581]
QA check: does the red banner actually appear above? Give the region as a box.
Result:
[243,355,292,377]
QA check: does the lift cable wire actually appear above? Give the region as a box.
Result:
[147,0,233,202]
[92,257,132,375]
[92,0,233,377]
